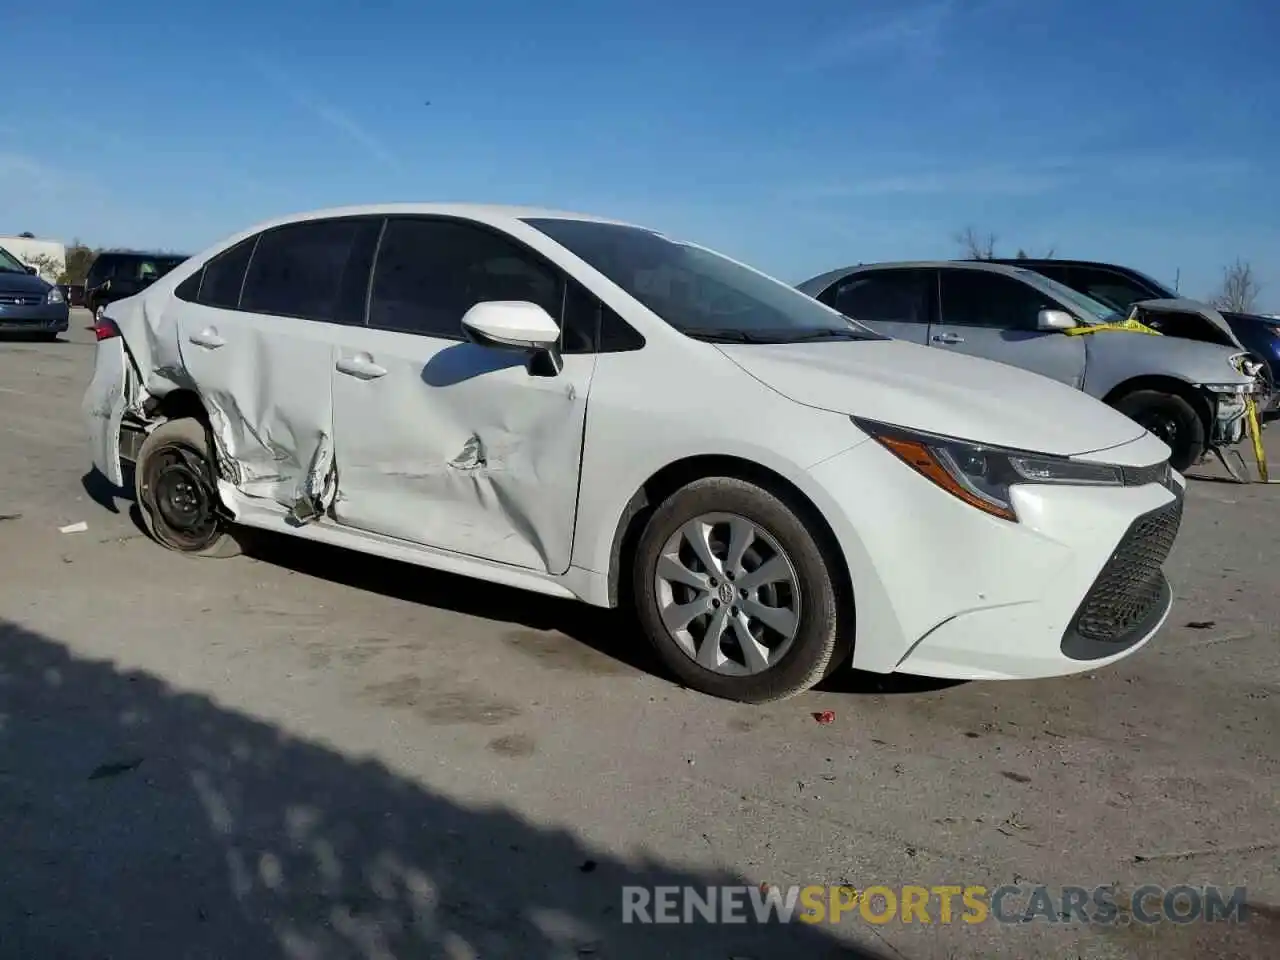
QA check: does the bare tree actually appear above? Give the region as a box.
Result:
[957,228,1056,261]
[1211,259,1261,314]
[956,226,997,260]
[23,252,62,282]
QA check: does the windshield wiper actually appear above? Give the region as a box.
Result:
[773,327,877,343]
[681,328,768,343]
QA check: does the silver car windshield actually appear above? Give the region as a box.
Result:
[524,218,884,345]
[1019,270,1124,325]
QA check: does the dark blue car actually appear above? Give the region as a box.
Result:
[987,258,1280,417]
[0,245,70,340]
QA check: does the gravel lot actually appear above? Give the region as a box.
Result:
[2,309,1277,959]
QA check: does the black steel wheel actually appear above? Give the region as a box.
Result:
[135,417,241,557]
[1112,389,1207,473]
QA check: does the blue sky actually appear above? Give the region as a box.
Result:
[2,0,1277,306]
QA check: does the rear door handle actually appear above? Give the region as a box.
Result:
[335,354,388,380]
[932,332,965,344]
[188,327,226,349]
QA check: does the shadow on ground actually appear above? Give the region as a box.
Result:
[0,618,887,959]
[85,464,968,697]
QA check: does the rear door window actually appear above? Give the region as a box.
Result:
[193,237,259,309]
[826,270,931,325]
[239,218,380,324]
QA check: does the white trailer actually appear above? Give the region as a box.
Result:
[0,235,67,282]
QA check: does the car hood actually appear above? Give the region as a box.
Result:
[1132,298,1244,349]
[716,339,1148,457]
[0,270,50,295]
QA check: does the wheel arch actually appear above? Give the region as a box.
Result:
[145,388,211,427]
[605,454,855,617]
[1102,375,1213,432]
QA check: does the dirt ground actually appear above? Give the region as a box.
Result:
[1,310,1277,959]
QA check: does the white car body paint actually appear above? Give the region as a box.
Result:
[83,203,1181,684]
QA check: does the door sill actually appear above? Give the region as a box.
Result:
[223,490,580,601]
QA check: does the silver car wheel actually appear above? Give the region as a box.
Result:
[653,512,801,676]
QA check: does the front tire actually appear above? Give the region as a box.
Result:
[1111,389,1206,472]
[135,417,242,558]
[632,476,848,703]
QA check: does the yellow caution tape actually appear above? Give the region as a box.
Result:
[1064,316,1163,337]
[1245,395,1269,483]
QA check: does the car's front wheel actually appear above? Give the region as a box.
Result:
[135,417,242,558]
[1112,389,1206,472]
[632,476,849,703]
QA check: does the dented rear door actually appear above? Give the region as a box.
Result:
[172,217,381,511]
[328,215,597,575]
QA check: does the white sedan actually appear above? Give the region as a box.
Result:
[83,204,1183,703]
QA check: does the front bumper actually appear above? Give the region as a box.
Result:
[0,298,70,333]
[807,430,1183,681]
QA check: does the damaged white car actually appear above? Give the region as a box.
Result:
[84,205,1184,703]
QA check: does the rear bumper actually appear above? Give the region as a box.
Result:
[0,302,69,332]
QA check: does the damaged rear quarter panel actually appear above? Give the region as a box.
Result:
[327,324,598,575]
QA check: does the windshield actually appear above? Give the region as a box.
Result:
[0,246,27,274]
[524,218,883,343]
[1019,270,1124,324]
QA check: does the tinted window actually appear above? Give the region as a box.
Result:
[86,256,116,285]
[939,270,1056,330]
[1023,263,1072,286]
[174,269,203,303]
[827,270,930,325]
[197,237,258,310]
[240,219,374,322]
[1069,267,1157,314]
[368,218,562,340]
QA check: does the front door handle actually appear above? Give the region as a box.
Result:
[188,327,226,349]
[335,354,388,380]
[932,332,965,344]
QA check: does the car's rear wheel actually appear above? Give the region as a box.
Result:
[632,476,848,703]
[1112,389,1206,472]
[135,417,242,558]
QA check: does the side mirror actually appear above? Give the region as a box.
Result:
[24,264,37,275]
[1037,308,1077,331]
[461,300,563,375]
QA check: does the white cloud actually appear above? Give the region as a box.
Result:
[804,1,956,69]
[249,55,403,172]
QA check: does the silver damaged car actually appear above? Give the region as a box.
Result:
[798,261,1269,472]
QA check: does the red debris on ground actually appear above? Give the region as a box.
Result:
[813,710,836,725]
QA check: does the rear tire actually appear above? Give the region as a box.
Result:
[135,417,242,558]
[632,476,848,703]
[1111,389,1206,472]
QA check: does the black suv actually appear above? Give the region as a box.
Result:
[84,251,189,320]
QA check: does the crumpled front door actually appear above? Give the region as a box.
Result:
[329,327,596,575]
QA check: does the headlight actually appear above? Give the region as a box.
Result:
[853,418,1125,522]
[46,286,64,305]
[1230,353,1264,378]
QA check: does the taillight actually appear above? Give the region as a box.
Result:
[94,317,122,341]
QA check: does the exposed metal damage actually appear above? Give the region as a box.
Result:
[94,289,593,575]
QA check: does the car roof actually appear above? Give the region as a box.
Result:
[798,259,1031,293]
[234,203,642,236]
[979,257,1139,270]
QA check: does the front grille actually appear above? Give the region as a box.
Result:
[1121,461,1172,488]
[1066,494,1183,651]
[0,294,42,306]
